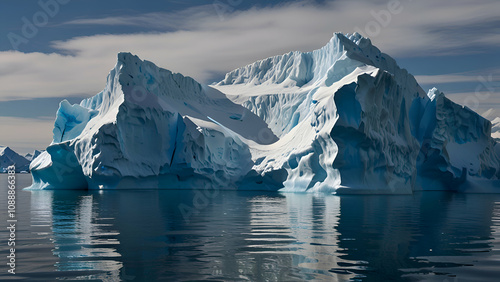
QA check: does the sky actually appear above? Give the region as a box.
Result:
[0,0,499,154]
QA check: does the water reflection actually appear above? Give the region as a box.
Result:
[246,195,344,281]
[30,191,122,281]
[26,189,500,281]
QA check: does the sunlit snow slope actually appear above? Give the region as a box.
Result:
[29,33,500,193]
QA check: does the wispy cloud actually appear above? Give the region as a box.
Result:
[63,6,214,30]
[60,0,500,56]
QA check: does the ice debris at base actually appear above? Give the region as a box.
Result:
[29,33,500,193]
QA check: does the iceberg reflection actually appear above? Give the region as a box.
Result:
[27,189,500,281]
[30,191,122,281]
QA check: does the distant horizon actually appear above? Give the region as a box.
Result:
[1,0,499,154]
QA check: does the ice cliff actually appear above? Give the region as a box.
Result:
[29,33,500,193]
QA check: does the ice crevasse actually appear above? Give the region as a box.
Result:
[29,32,500,193]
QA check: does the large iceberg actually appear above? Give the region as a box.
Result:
[29,33,500,193]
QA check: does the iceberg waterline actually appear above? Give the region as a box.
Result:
[29,32,500,193]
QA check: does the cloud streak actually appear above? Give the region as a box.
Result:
[63,6,215,30]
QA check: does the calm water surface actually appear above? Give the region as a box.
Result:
[0,174,499,281]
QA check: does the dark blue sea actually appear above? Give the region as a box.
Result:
[0,174,499,281]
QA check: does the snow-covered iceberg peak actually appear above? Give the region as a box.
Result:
[217,32,355,87]
[30,52,278,190]
[217,33,419,91]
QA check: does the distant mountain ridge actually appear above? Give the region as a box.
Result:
[0,146,30,173]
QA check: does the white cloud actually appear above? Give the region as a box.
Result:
[63,7,214,30]
[415,73,500,85]
[0,51,113,101]
[0,0,499,103]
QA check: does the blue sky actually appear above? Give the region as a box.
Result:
[0,0,499,154]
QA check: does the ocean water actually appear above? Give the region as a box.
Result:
[0,174,499,281]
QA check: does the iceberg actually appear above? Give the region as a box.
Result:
[29,33,500,193]
[492,117,500,139]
